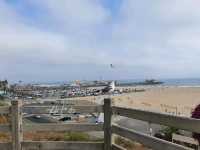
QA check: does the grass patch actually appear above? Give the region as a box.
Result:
[24,132,64,141]
[24,131,102,142]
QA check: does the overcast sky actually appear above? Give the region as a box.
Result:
[0,0,200,83]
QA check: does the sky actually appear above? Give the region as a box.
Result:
[0,0,200,83]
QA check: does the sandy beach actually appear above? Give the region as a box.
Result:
[112,86,200,117]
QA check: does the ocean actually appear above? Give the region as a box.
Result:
[118,78,200,87]
[162,78,200,87]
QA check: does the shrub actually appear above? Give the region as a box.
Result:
[115,136,146,150]
[64,132,90,141]
[24,131,65,141]
[115,136,135,149]
[0,132,11,142]
[0,100,9,106]
[158,127,179,141]
[0,115,9,124]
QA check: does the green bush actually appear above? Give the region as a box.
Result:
[64,132,90,141]
[0,100,8,106]
[157,127,179,141]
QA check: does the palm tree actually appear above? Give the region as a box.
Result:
[0,80,8,94]
[0,81,3,91]
[4,80,8,94]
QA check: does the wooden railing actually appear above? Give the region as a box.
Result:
[0,101,104,150]
[111,106,196,150]
[0,98,198,150]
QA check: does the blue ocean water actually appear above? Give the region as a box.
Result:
[118,78,200,87]
[162,78,200,86]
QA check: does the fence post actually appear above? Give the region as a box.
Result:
[11,100,23,150]
[104,98,112,150]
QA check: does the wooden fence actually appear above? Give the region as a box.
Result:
[0,98,198,150]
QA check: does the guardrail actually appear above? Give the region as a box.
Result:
[0,98,198,150]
